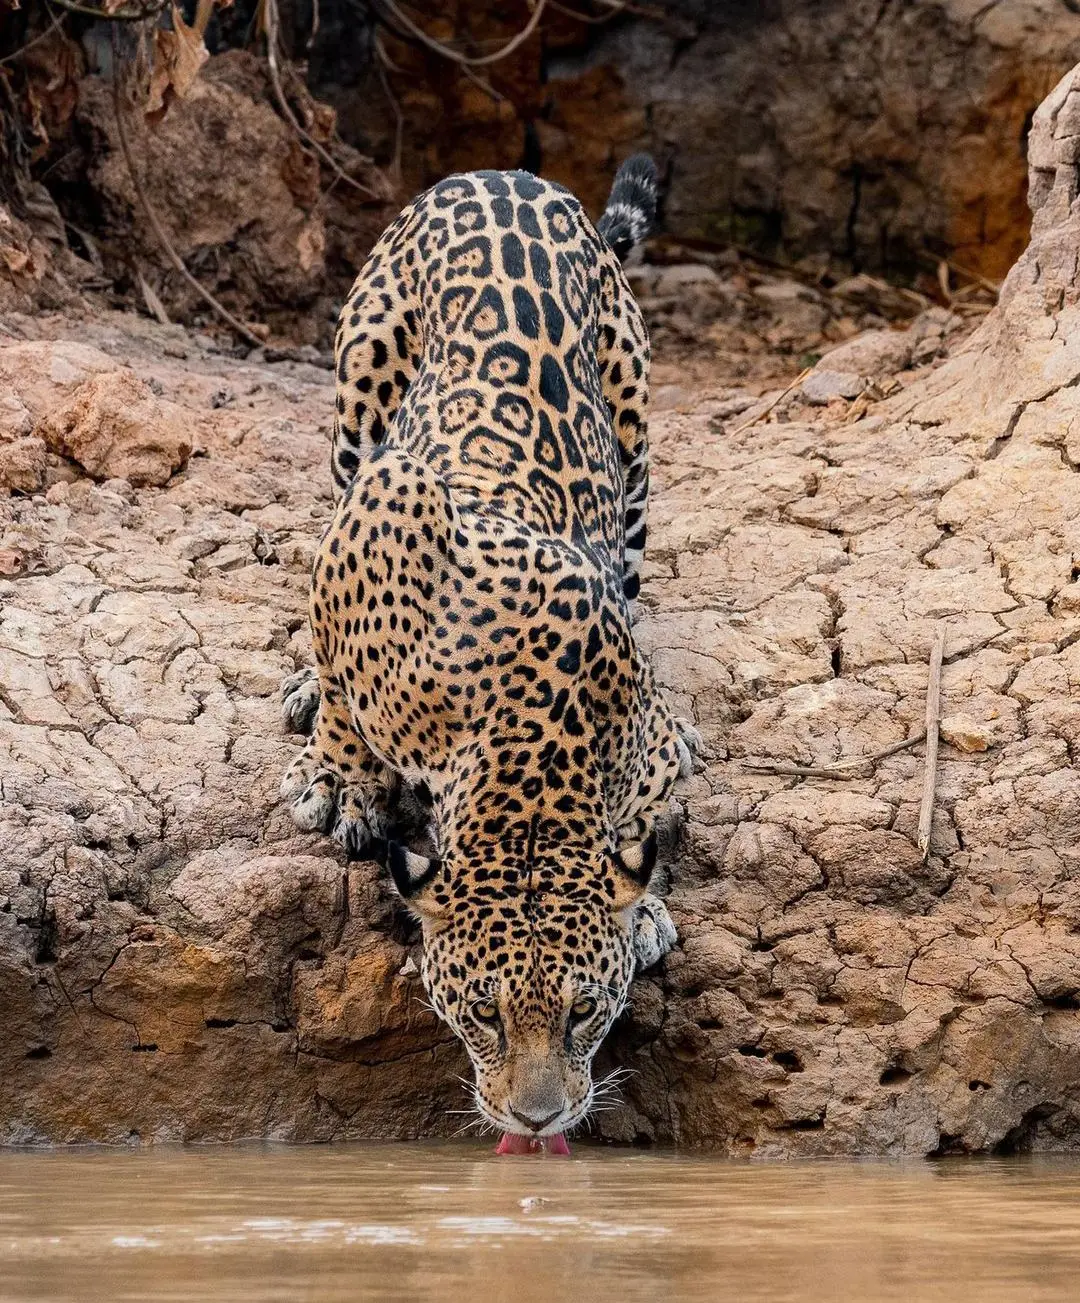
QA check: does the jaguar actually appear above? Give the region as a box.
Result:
[280,155,698,1148]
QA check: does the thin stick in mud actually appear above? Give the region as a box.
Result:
[917,623,947,862]
[731,368,813,436]
[741,731,926,780]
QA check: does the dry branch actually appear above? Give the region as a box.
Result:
[917,623,947,861]
[741,731,926,780]
[375,0,549,68]
[47,0,167,19]
[0,7,68,65]
[262,0,385,201]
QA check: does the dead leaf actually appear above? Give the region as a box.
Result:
[0,549,25,577]
[145,5,210,123]
[193,0,216,36]
[1,244,31,275]
[136,267,171,325]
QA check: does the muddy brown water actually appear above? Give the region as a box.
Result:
[2,1145,1079,1302]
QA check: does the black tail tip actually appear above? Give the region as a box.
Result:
[597,153,660,262]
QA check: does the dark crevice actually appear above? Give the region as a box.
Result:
[993,1105,1056,1155]
[985,400,1028,460]
[780,1115,825,1131]
[879,1065,912,1086]
[771,1050,804,1073]
[929,1132,969,1157]
[34,911,58,965]
[844,165,864,269]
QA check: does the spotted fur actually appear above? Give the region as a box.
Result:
[282,160,698,1137]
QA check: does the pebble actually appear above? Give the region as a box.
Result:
[519,1197,552,1212]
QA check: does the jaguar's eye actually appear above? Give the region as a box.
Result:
[473,1000,500,1025]
[570,997,597,1022]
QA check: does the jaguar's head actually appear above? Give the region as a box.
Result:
[385,835,656,1138]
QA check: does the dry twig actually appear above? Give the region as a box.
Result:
[373,36,405,182]
[917,623,947,861]
[731,367,812,436]
[111,34,267,350]
[0,7,67,65]
[47,0,167,19]
[375,0,548,67]
[741,731,927,780]
[920,250,1001,297]
[551,0,660,21]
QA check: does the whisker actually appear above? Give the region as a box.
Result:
[596,1067,636,1087]
[451,1117,487,1138]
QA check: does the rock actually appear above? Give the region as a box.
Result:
[652,264,725,297]
[341,1,1080,283]
[940,713,992,753]
[801,370,866,404]
[0,340,138,492]
[819,328,914,380]
[36,369,192,486]
[541,1,1080,281]
[73,51,389,345]
[203,541,253,572]
[0,437,47,493]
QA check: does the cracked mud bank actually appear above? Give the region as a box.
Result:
[4,72,1080,1154]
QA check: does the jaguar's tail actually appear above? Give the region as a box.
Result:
[596,154,659,262]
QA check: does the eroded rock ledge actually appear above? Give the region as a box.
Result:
[3,70,1080,1154]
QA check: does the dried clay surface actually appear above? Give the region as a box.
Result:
[3,70,1080,1154]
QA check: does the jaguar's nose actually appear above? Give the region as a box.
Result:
[509,1106,563,1134]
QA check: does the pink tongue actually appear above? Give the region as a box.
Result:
[495,1132,571,1156]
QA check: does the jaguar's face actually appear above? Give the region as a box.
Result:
[384,838,655,1136]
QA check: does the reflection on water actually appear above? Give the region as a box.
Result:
[2,1144,1079,1302]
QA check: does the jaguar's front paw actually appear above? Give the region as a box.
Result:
[281,747,388,859]
[633,892,678,971]
[281,748,339,832]
[281,667,321,735]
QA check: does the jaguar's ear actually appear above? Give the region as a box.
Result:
[610,831,658,912]
[380,840,447,922]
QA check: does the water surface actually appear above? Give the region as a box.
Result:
[2,1144,1078,1302]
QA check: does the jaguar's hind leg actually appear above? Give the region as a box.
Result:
[331,239,422,498]
[281,677,398,857]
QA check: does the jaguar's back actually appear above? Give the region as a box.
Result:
[331,162,657,598]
